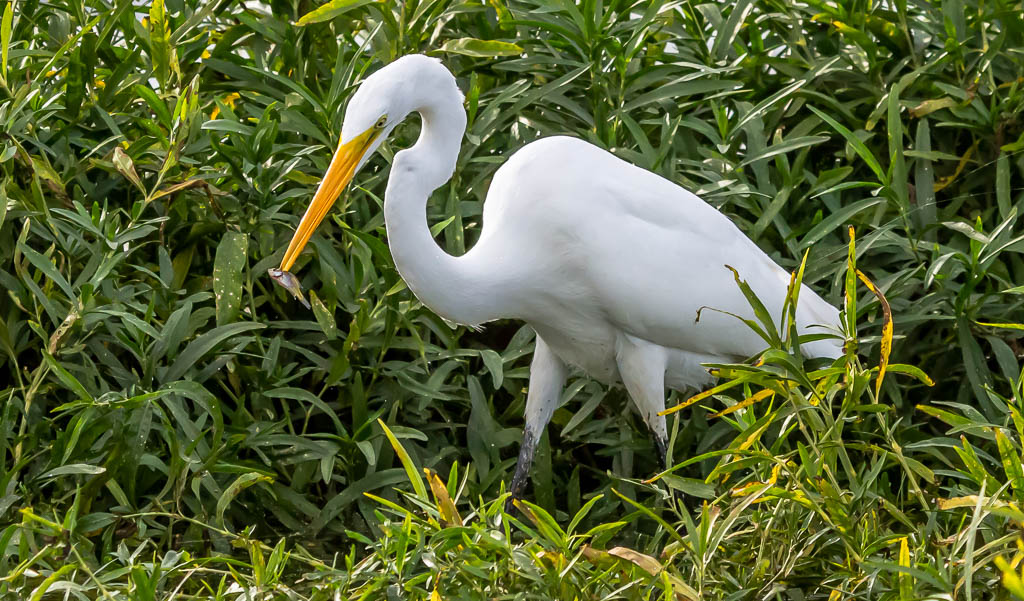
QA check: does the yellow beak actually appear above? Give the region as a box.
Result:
[278,126,379,272]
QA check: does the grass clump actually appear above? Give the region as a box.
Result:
[2,0,1024,599]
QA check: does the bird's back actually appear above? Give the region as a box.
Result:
[477,136,843,363]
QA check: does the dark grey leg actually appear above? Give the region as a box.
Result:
[653,430,668,470]
[505,335,566,512]
[506,430,537,511]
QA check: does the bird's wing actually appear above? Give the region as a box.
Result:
[583,158,841,359]
[485,136,842,359]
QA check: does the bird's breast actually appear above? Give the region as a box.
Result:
[528,319,620,385]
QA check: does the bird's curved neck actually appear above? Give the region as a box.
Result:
[384,92,501,327]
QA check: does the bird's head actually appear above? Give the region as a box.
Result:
[271,55,457,303]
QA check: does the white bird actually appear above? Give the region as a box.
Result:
[271,55,843,500]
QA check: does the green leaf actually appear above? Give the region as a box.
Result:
[43,352,92,402]
[295,0,375,26]
[480,349,503,389]
[623,80,742,112]
[39,464,106,479]
[996,152,1011,219]
[438,38,523,58]
[0,2,11,84]
[164,322,265,383]
[995,429,1024,500]
[660,475,716,499]
[809,105,886,183]
[216,472,273,527]
[725,265,780,345]
[954,436,1000,491]
[513,499,566,546]
[18,244,74,300]
[264,387,344,434]
[309,290,338,340]
[134,84,173,130]
[909,97,957,117]
[957,316,993,406]
[201,119,256,136]
[800,198,885,248]
[213,232,248,326]
[65,34,93,120]
[378,419,428,501]
[739,135,829,167]
[113,147,146,195]
[887,80,909,210]
[34,15,101,84]
[712,0,754,60]
[28,566,75,601]
[149,0,177,88]
[886,364,935,386]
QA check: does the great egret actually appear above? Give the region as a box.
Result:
[271,54,843,500]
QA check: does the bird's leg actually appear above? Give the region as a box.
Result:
[652,432,669,470]
[508,430,537,500]
[614,334,670,470]
[506,335,567,513]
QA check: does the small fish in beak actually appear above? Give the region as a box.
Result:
[268,268,310,309]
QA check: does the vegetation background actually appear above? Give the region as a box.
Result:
[2,0,1024,598]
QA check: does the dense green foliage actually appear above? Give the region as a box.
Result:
[2,0,1024,598]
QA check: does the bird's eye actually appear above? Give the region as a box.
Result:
[375,115,388,129]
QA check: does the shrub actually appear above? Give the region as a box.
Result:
[1,0,1022,598]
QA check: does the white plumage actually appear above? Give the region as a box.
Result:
[273,55,843,498]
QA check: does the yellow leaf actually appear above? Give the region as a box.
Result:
[730,480,766,497]
[976,321,1024,332]
[934,141,977,192]
[662,379,744,415]
[995,556,1024,599]
[580,544,613,564]
[737,421,772,452]
[607,547,698,600]
[899,536,913,600]
[730,464,781,497]
[710,388,774,418]
[909,97,957,118]
[295,0,376,26]
[608,547,663,576]
[425,468,462,526]
[855,269,892,400]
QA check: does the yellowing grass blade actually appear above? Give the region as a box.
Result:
[934,141,977,192]
[856,269,892,399]
[976,321,1024,331]
[378,419,428,501]
[899,536,913,600]
[887,364,935,386]
[844,227,858,348]
[425,468,462,526]
[784,249,809,335]
[662,378,746,415]
[994,555,1024,599]
[710,388,774,419]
